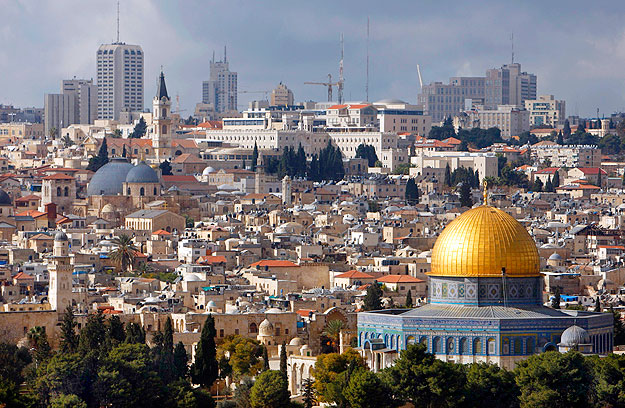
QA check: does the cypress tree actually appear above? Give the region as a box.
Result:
[594,296,601,312]
[191,315,219,388]
[87,138,109,172]
[279,341,287,378]
[552,170,560,188]
[252,142,259,172]
[459,182,473,208]
[173,341,189,379]
[263,345,270,371]
[405,290,413,308]
[444,163,452,187]
[163,317,174,353]
[363,281,383,311]
[59,305,78,353]
[545,176,554,192]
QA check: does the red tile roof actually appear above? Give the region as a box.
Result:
[536,167,560,174]
[42,174,74,180]
[377,274,424,283]
[251,260,297,268]
[15,194,40,202]
[172,139,198,148]
[335,270,375,279]
[13,271,33,280]
[198,255,227,264]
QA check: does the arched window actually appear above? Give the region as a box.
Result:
[406,335,415,346]
[526,338,535,355]
[514,338,523,355]
[163,108,167,117]
[153,187,157,195]
[127,188,131,195]
[446,338,455,354]
[249,322,257,333]
[64,186,69,197]
[433,337,442,354]
[473,338,482,355]
[140,187,145,196]
[56,187,61,196]
[487,338,496,355]
[162,125,167,134]
[460,338,469,355]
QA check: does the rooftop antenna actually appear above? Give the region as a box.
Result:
[366,17,370,102]
[224,45,227,63]
[511,32,514,64]
[116,0,120,43]
[339,33,344,105]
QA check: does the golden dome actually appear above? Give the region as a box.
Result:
[430,205,539,278]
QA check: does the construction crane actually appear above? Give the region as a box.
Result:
[305,74,340,103]
[238,90,270,100]
[416,64,424,91]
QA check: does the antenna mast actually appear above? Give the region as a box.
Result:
[116,0,120,43]
[339,33,344,105]
[511,32,514,64]
[366,17,370,102]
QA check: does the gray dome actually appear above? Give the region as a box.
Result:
[0,189,11,206]
[560,325,591,346]
[54,230,68,241]
[549,252,563,260]
[87,158,134,196]
[126,161,159,183]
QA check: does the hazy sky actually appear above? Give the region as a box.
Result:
[2,0,625,117]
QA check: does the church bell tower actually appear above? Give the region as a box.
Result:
[152,70,172,161]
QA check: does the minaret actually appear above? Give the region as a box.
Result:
[282,175,292,206]
[152,70,172,161]
[48,230,73,312]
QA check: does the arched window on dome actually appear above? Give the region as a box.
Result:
[140,187,145,196]
[460,338,469,355]
[433,337,442,354]
[473,338,482,355]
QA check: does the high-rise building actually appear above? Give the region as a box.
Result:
[44,93,76,136]
[270,83,294,106]
[96,43,144,120]
[202,48,237,113]
[418,77,484,123]
[485,63,536,109]
[62,78,97,125]
[524,95,566,127]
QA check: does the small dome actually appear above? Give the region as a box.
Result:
[266,308,283,314]
[202,166,216,176]
[87,158,134,196]
[560,325,591,346]
[101,204,116,213]
[0,189,11,206]
[549,252,563,260]
[184,274,201,282]
[126,161,159,183]
[289,337,304,346]
[258,319,274,336]
[207,300,217,308]
[54,230,68,242]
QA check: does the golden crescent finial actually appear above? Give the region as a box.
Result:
[483,179,488,206]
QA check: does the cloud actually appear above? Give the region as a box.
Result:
[1,0,624,116]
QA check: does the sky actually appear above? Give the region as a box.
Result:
[1,0,625,117]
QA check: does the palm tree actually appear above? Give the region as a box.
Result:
[109,234,138,274]
[27,326,46,349]
[61,134,74,148]
[322,320,345,352]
